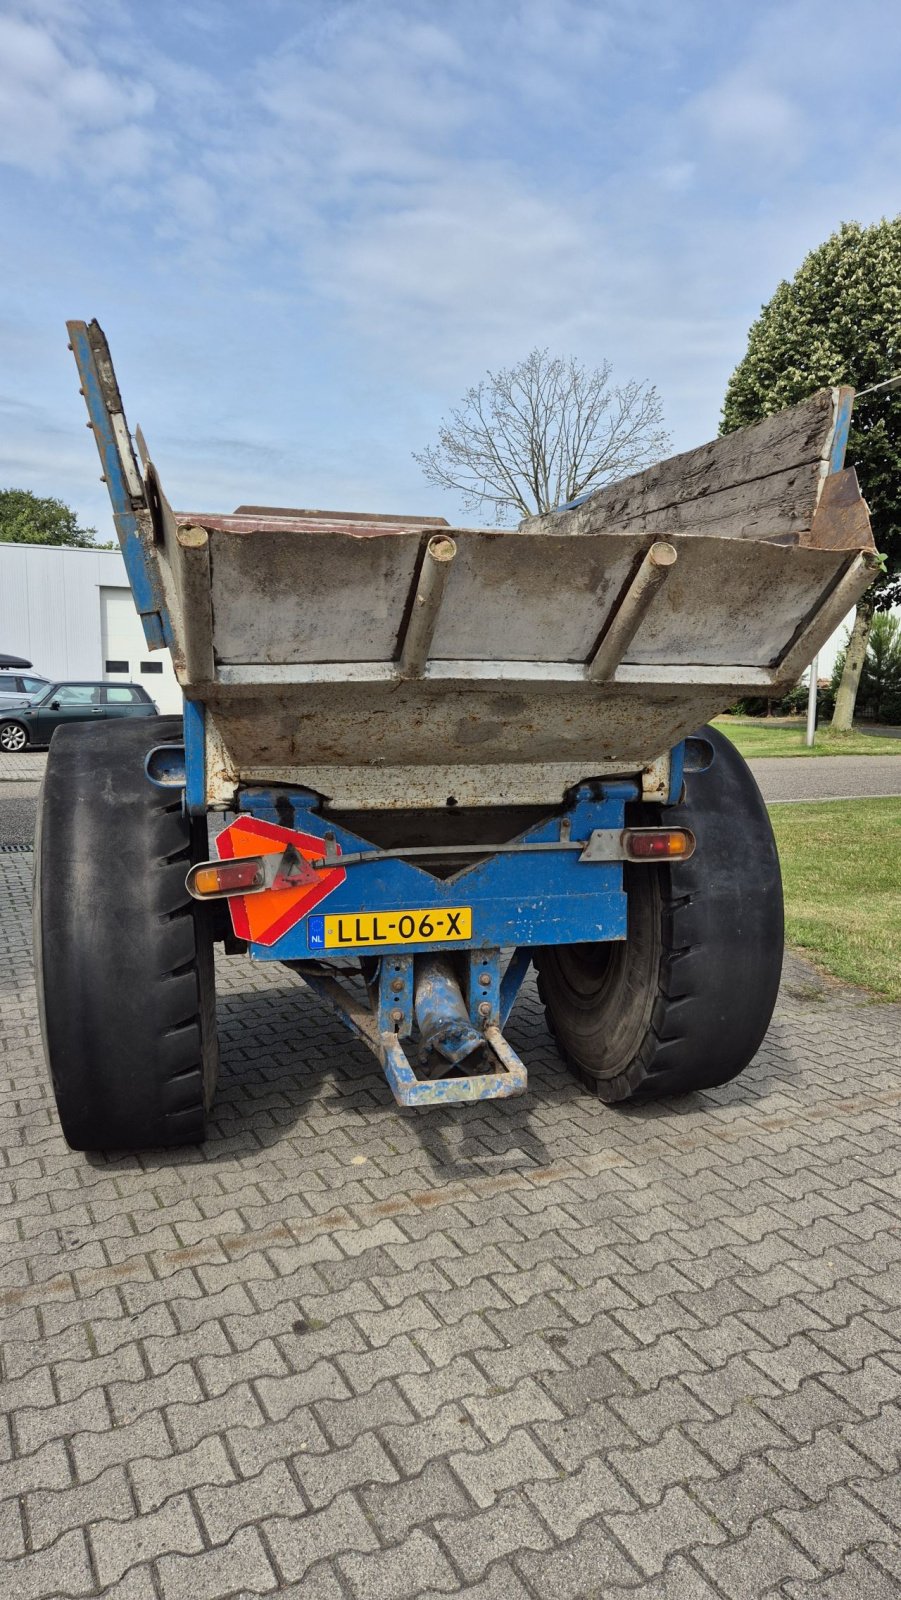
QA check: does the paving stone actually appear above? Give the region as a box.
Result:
[263,1492,379,1583]
[397,1353,491,1418]
[439,1486,554,1581]
[26,1464,134,1548]
[783,1548,901,1600]
[292,1430,397,1510]
[418,1562,532,1600]
[381,1398,484,1476]
[0,1528,92,1600]
[606,1483,727,1574]
[462,1376,563,1441]
[775,1484,897,1568]
[316,1377,416,1450]
[91,1493,205,1587]
[360,1456,472,1540]
[0,1438,72,1499]
[14,1386,111,1455]
[694,1517,819,1597]
[338,1526,458,1599]
[525,1453,638,1537]
[607,1425,720,1505]
[514,1517,643,1596]
[694,1455,807,1535]
[227,1409,331,1477]
[833,1406,901,1471]
[336,1331,430,1394]
[70,1411,172,1482]
[156,1525,278,1599]
[610,1377,714,1444]
[165,1381,267,1450]
[0,1496,25,1560]
[2,857,901,1600]
[450,1427,558,1509]
[129,1435,236,1513]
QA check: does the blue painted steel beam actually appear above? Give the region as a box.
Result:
[183,699,206,815]
[378,953,414,1035]
[667,740,685,806]
[829,386,855,475]
[381,1031,527,1105]
[66,321,169,650]
[500,948,532,1025]
[467,949,500,1028]
[237,783,636,960]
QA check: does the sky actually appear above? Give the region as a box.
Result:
[2,0,900,559]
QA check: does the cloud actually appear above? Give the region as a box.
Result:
[691,77,807,165]
[0,10,156,176]
[5,0,901,535]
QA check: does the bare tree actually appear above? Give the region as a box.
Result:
[414,349,670,523]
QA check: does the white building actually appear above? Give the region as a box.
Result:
[0,541,182,713]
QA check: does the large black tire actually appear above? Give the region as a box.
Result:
[34,717,218,1150]
[534,725,783,1103]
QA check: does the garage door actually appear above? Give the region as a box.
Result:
[100,587,182,713]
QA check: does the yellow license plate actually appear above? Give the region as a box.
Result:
[321,907,472,949]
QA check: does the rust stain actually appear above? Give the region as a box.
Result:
[166,1242,219,1267]
[803,468,875,552]
[5,1085,901,1314]
[0,1274,72,1308]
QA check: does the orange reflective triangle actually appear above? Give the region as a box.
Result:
[216,816,346,946]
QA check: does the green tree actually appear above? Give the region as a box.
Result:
[831,612,901,724]
[721,218,901,730]
[0,488,100,547]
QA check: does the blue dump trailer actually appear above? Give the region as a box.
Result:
[34,321,877,1148]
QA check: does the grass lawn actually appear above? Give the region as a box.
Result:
[770,797,901,1001]
[715,716,901,759]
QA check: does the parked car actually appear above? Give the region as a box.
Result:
[0,670,50,711]
[0,682,159,752]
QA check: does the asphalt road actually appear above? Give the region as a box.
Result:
[750,755,901,804]
[0,781,39,847]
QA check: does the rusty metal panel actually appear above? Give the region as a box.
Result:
[209,527,423,664]
[204,523,870,677]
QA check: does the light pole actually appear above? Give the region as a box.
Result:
[805,655,818,747]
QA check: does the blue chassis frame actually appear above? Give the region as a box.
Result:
[225,773,646,1105]
[234,781,635,960]
[152,714,686,1105]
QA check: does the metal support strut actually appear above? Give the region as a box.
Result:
[290,949,529,1107]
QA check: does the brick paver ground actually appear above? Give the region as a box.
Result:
[0,752,46,782]
[1,851,899,1599]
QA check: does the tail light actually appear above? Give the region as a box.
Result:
[187,858,266,898]
[624,829,695,860]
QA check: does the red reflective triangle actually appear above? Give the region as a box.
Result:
[216,816,346,946]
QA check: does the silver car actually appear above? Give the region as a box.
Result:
[0,670,49,711]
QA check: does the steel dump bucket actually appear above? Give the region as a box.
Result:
[68,321,877,811]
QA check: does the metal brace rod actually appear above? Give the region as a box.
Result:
[316,839,586,870]
[399,535,457,677]
[586,540,678,682]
